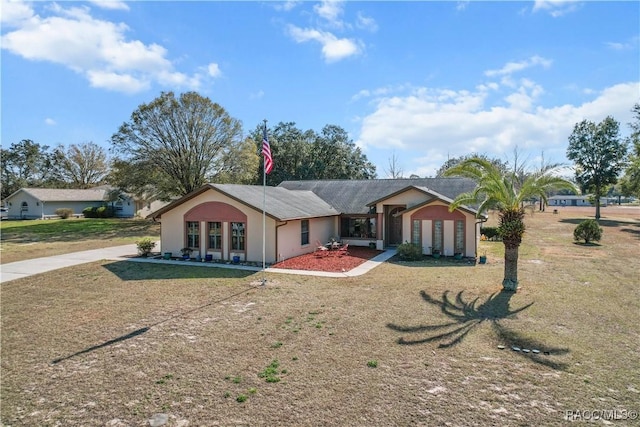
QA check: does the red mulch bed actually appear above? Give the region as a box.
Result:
[271,246,383,272]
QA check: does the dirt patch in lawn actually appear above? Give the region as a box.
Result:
[271,246,383,272]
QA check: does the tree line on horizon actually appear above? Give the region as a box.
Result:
[2,91,639,209]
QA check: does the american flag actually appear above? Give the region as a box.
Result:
[262,124,273,174]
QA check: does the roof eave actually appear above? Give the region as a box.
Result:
[150,185,213,220]
[151,184,283,221]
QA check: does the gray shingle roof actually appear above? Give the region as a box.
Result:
[213,184,339,220]
[278,178,477,214]
[152,184,339,221]
[19,188,109,202]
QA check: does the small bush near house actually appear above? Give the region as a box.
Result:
[573,219,602,244]
[83,206,115,218]
[480,226,500,241]
[55,208,74,219]
[397,242,423,261]
[96,206,115,218]
[136,238,156,256]
[82,207,98,218]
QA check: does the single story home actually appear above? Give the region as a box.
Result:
[150,178,485,264]
[548,195,596,207]
[3,187,158,219]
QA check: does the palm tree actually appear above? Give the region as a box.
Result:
[444,157,576,291]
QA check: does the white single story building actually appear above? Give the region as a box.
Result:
[548,195,595,207]
[3,187,158,219]
[151,178,485,264]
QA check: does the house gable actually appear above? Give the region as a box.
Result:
[410,204,465,221]
[152,184,339,221]
[184,201,246,222]
[366,185,479,217]
[403,200,478,258]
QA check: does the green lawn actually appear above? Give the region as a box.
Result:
[0,218,159,264]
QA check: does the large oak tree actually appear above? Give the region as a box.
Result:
[566,116,627,219]
[252,122,376,185]
[1,139,59,199]
[52,142,109,189]
[111,91,244,199]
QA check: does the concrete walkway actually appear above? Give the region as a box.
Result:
[1,244,397,283]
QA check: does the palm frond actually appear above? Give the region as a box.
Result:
[444,155,576,215]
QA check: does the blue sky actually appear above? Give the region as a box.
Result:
[2,0,638,178]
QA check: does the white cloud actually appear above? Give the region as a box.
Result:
[207,63,222,78]
[456,2,470,12]
[532,0,582,17]
[250,90,265,100]
[44,118,56,126]
[485,55,552,77]
[606,36,639,51]
[273,1,300,12]
[288,25,361,62]
[284,1,369,63]
[87,0,130,11]
[0,2,209,94]
[87,69,149,93]
[355,80,639,178]
[0,0,34,26]
[356,11,378,32]
[314,0,344,27]
[606,42,626,51]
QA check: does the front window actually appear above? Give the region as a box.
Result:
[455,220,465,254]
[186,221,199,248]
[340,216,376,239]
[208,222,222,250]
[231,222,245,251]
[115,201,123,211]
[301,219,309,245]
[412,219,421,245]
[21,201,28,212]
[433,220,443,252]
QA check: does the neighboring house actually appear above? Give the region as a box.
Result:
[151,178,485,264]
[4,187,141,219]
[136,199,169,219]
[548,195,594,207]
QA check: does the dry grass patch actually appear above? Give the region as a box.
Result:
[1,207,639,426]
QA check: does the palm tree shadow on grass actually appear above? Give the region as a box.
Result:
[387,290,570,370]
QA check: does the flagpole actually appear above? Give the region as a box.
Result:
[262,119,267,286]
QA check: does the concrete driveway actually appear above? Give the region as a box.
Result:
[0,244,139,283]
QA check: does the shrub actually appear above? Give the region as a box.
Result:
[83,206,98,218]
[95,206,115,218]
[96,206,107,218]
[480,226,500,241]
[83,206,115,218]
[55,208,74,219]
[397,241,423,261]
[574,219,602,244]
[136,238,156,256]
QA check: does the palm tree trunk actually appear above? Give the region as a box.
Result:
[502,243,519,291]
